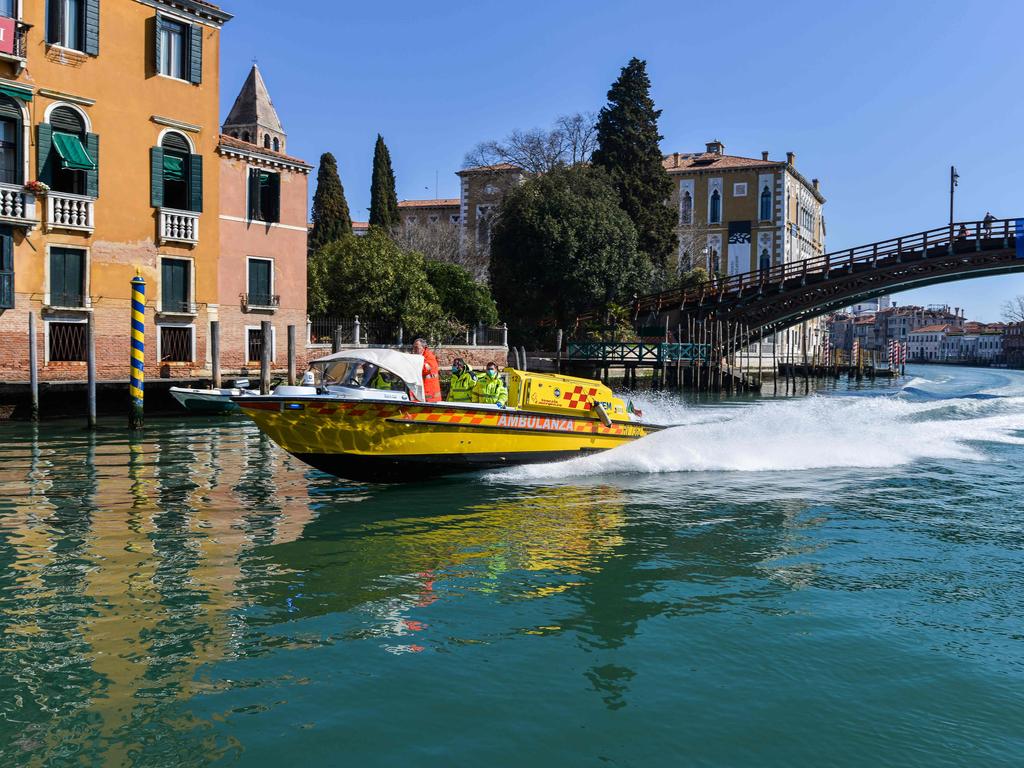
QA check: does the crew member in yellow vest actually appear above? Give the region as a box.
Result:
[472,362,507,407]
[447,357,477,402]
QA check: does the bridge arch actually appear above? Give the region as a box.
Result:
[633,218,1022,342]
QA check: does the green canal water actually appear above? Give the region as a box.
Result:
[1,365,1023,766]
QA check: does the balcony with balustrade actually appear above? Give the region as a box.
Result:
[46,191,94,233]
[159,208,199,245]
[0,182,36,228]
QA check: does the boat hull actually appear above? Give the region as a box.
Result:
[170,387,240,414]
[238,397,655,481]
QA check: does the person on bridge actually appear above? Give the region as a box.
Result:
[412,338,442,403]
[447,358,477,402]
[472,362,507,407]
[957,224,969,241]
[983,212,996,237]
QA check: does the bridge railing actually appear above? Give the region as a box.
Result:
[566,341,712,363]
[630,217,1019,316]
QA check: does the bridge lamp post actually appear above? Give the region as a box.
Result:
[949,165,959,226]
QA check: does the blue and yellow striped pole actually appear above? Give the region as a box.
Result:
[129,273,146,430]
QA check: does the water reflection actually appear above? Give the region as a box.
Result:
[0,417,821,764]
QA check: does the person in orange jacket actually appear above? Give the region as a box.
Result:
[412,337,442,402]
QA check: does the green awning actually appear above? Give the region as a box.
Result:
[52,131,95,171]
[163,153,185,181]
[0,84,32,102]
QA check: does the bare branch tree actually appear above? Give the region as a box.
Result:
[464,112,598,174]
[391,221,490,282]
[675,220,713,275]
[1002,296,1024,323]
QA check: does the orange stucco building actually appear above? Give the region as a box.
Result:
[0,0,231,383]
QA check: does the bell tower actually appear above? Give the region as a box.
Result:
[222,63,286,152]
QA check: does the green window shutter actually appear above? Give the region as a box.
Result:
[37,123,54,186]
[85,133,99,197]
[150,146,164,208]
[188,24,202,84]
[0,226,11,309]
[188,153,202,213]
[84,0,100,56]
[248,259,270,299]
[268,172,281,223]
[150,15,160,77]
[248,168,260,219]
[50,248,64,300]
[161,258,188,309]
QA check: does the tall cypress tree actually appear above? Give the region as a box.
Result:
[369,134,399,229]
[309,152,352,251]
[591,58,677,276]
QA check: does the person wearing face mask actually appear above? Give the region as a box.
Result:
[447,357,476,402]
[472,361,507,407]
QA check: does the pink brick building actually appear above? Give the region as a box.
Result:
[217,65,311,375]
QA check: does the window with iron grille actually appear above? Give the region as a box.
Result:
[160,325,192,362]
[48,321,86,361]
[247,327,263,362]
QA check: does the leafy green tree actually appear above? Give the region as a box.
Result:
[369,134,399,229]
[591,57,676,278]
[313,228,444,335]
[309,152,352,251]
[425,260,499,326]
[489,165,649,336]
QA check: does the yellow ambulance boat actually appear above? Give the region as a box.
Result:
[235,349,661,481]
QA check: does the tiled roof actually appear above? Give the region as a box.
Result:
[662,152,779,172]
[910,324,953,334]
[352,221,369,231]
[457,163,521,175]
[398,198,460,208]
[217,134,310,168]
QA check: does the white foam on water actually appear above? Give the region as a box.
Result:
[490,391,1024,483]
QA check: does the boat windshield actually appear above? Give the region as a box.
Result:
[314,360,406,393]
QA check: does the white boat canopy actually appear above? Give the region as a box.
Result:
[309,348,425,401]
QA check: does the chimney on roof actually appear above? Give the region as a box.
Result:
[673,152,680,167]
[812,178,819,191]
[706,139,725,155]
[761,151,769,161]
[786,151,796,167]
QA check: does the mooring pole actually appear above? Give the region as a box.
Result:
[129,273,146,430]
[86,312,96,429]
[260,320,272,395]
[28,310,39,421]
[287,324,296,386]
[210,320,221,389]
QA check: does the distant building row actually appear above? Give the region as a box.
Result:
[827,305,1014,365]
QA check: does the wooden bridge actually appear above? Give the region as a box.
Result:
[626,218,1022,341]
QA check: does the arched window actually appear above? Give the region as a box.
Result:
[48,105,90,195]
[272,137,279,152]
[680,190,692,225]
[760,185,771,220]
[709,189,721,223]
[160,131,191,210]
[0,95,22,185]
[242,131,250,143]
[263,134,270,149]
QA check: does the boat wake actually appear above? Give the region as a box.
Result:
[490,381,1024,482]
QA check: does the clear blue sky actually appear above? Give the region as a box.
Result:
[218,0,1023,321]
